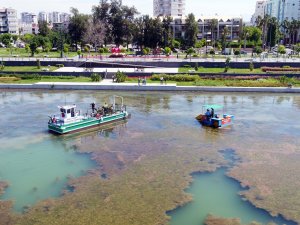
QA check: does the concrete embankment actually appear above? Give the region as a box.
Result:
[0,82,299,93]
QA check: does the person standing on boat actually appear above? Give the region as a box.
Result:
[205,109,211,120]
[91,102,96,113]
[211,108,215,118]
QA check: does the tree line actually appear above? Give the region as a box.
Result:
[1,0,300,56]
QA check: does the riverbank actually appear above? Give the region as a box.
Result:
[0,80,300,93]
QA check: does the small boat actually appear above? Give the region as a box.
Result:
[48,96,130,135]
[195,104,234,128]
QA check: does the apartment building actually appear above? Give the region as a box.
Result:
[264,0,300,22]
[38,11,48,22]
[0,8,18,34]
[171,16,243,42]
[153,0,185,17]
[251,1,266,25]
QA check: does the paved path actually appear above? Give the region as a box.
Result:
[0,79,299,93]
[55,67,178,73]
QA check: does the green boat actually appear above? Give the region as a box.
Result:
[48,96,129,135]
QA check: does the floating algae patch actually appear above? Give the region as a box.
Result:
[0,137,97,212]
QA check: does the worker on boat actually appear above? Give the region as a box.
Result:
[211,108,215,118]
[205,109,211,120]
[91,102,96,113]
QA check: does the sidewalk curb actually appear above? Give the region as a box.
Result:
[0,83,299,93]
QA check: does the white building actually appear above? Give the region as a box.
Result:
[38,11,48,22]
[153,0,185,17]
[0,8,18,34]
[264,0,300,22]
[59,13,70,23]
[48,11,60,23]
[251,1,266,25]
[21,12,37,24]
[279,0,300,22]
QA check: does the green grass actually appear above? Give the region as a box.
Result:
[178,67,264,74]
[0,76,91,83]
[0,48,78,58]
[1,66,58,72]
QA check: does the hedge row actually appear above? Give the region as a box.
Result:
[261,67,300,72]
[151,74,198,82]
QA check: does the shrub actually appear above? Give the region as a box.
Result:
[115,71,127,83]
[261,67,300,72]
[195,62,199,71]
[249,62,254,71]
[0,61,4,71]
[36,59,41,69]
[98,48,104,54]
[183,64,191,68]
[234,49,240,56]
[91,73,101,82]
[151,74,198,82]
[282,65,290,68]
[209,49,215,55]
[55,64,64,68]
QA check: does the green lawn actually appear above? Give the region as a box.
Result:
[0,76,91,83]
[1,66,58,72]
[0,48,78,58]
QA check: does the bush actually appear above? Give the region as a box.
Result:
[249,62,254,71]
[91,73,101,82]
[0,61,4,71]
[209,49,215,55]
[195,62,199,71]
[55,64,64,68]
[183,64,191,68]
[151,74,198,82]
[36,59,41,69]
[98,48,104,54]
[261,67,300,72]
[115,71,127,83]
[282,66,290,68]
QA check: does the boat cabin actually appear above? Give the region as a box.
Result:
[59,105,77,121]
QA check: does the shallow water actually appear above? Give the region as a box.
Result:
[168,168,296,225]
[0,91,300,223]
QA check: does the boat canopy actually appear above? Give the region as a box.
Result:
[202,104,223,110]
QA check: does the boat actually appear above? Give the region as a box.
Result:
[195,104,234,128]
[48,96,130,135]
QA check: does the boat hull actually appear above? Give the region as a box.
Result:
[196,114,234,128]
[48,112,129,135]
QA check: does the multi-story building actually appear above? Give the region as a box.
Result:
[38,11,48,22]
[59,13,70,23]
[251,1,266,25]
[153,0,185,17]
[48,11,60,23]
[21,12,37,24]
[264,0,300,22]
[171,16,243,43]
[0,8,18,34]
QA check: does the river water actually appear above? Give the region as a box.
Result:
[0,90,299,223]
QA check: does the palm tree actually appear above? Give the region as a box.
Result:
[267,17,279,50]
[261,14,271,49]
[280,19,290,45]
[289,19,300,45]
[210,19,218,48]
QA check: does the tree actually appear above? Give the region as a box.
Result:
[0,33,12,47]
[164,47,171,56]
[210,18,218,48]
[29,40,38,57]
[162,16,173,48]
[84,17,106,51]
[184,13,198,48]
[281,19,290,45]
[220,27,229,52]
[186,47,195,60]
[266,17,279,49]
[38,20,50,36]
[68,8,89,51]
